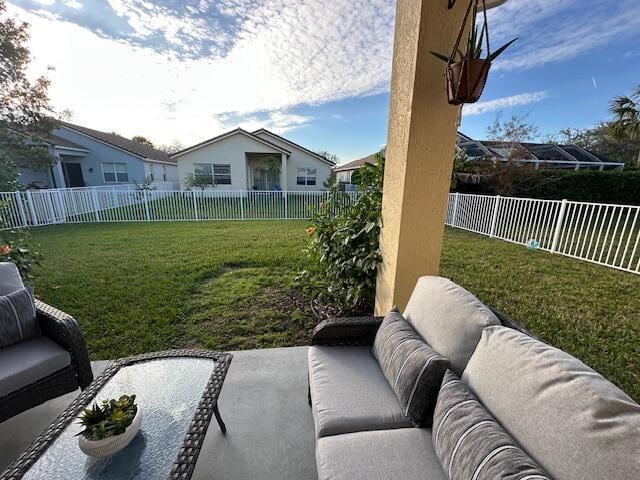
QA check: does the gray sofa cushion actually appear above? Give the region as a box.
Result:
[0,262,24,296]
[462,326,640,480]
[316,428,446,480]
[0,287,39,348]
[308,345,412,437]
[433,370,550,480]
[373,311,448,427]
[403,276,499,375]
[0,336,72,396]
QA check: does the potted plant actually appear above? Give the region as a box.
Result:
[430,0,517,105]
[76,394,142,458]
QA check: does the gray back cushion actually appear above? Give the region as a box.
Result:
[433,370,550,480]
[403,276,499,375]
[0,287,39,347]
[462,326,640,480]
[0,262,24,296]
[372,311,449,427]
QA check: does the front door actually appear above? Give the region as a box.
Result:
[63,163,84,188]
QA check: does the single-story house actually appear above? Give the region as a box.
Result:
[333,153,379,190]
[173,128,335,191]
[19,122,178,189]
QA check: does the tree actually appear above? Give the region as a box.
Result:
[0,0,56,190]
[609,84,640,166]
[132,135,154,147]
[158,141,184,155]
[316,150,339,164]
[486,113,539,161]
[550,123,640,167]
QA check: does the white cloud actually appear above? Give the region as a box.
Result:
[7,0,395,145]
[463,91,548,117]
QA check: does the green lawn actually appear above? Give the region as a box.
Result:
[29,222,640,401]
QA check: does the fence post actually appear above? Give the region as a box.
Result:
[143,190,151,222]
[550,199,568,253]
[451,192,460,227]
[91,190,101,222]
[56,190,67,223]
[284,191,288,219]
[489,195,501,238]
[15,192,28,227]
[192,190,198,221]
[240,191,245,219]
[25,190,38,226]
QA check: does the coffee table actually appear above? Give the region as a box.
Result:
[1,349,232,480]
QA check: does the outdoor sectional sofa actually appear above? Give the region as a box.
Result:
[0,262,93,422]
[308,276,640,480]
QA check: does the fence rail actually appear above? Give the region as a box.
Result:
[0,189,359,228]
[446,193,640,275]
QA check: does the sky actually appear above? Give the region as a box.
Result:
[6,0,640,163]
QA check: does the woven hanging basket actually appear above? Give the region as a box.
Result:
[445,0,492,105]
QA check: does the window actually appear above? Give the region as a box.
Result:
[296,167,316,186]
[194,163,232,185]
[162,166,167,182]
[102,162,128,183]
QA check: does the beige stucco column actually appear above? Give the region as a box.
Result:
[374,0,468,315]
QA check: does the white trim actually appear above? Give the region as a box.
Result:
[252,129,336,165]
[143,158,178,166]
[172,128,291,158]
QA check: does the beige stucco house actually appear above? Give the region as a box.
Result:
[172,128,335,191]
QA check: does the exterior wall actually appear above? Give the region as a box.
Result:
[253,132,333,190]
[175,133,282,190]
[335,170,353,184]
[144,161,179,183]
[18,167,53,188]
[52,127,148,187]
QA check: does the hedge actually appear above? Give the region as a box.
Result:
[455,170,640,206]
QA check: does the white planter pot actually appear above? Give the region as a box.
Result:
[78,408,143,458]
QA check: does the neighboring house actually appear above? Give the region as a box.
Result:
[18,122,178,189]
[456,132,625,171]
[333,152,380,191]
[173,128,335,190]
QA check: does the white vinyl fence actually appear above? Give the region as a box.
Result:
[0,188,360,228]
[446,193,640,274]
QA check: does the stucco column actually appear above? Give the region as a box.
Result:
[281,153,288,190]
[374,0,467,315]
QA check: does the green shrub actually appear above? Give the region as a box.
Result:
[0,201,41,281]
[297,153,384,316]
[77,395,138,440]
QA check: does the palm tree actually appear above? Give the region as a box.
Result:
[609,84,640,165]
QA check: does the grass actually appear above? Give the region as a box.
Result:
[28,222,640,401]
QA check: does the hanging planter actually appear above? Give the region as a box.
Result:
[431,0,517,105]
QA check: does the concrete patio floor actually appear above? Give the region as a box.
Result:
[0,346,317,480]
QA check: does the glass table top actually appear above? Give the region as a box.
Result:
[23,358,216,480]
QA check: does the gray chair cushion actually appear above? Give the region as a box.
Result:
[373,311,449,427]
[462,326,640,480]
[433,370,550,480]
[403,276,499,375]
[316,428,447,480]
[308,345,412,437]
[0,262,24,296]
[0,287,39,347]
[0,336,72,396]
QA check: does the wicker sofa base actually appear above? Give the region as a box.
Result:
[0,366,79,423]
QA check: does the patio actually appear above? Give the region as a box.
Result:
[0,347,316,480]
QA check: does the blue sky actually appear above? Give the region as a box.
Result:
[7,0,640,162]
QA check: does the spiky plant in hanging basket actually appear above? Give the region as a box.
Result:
[430,0,517,105]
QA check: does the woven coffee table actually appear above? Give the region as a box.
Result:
[1,349,232,480]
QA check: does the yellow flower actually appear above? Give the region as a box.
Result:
[0,244,11,256]
[306,226,315,236]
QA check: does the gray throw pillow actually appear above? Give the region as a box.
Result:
[433,370,551,480]
[0,287,39,347]
[373,310,449,427]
